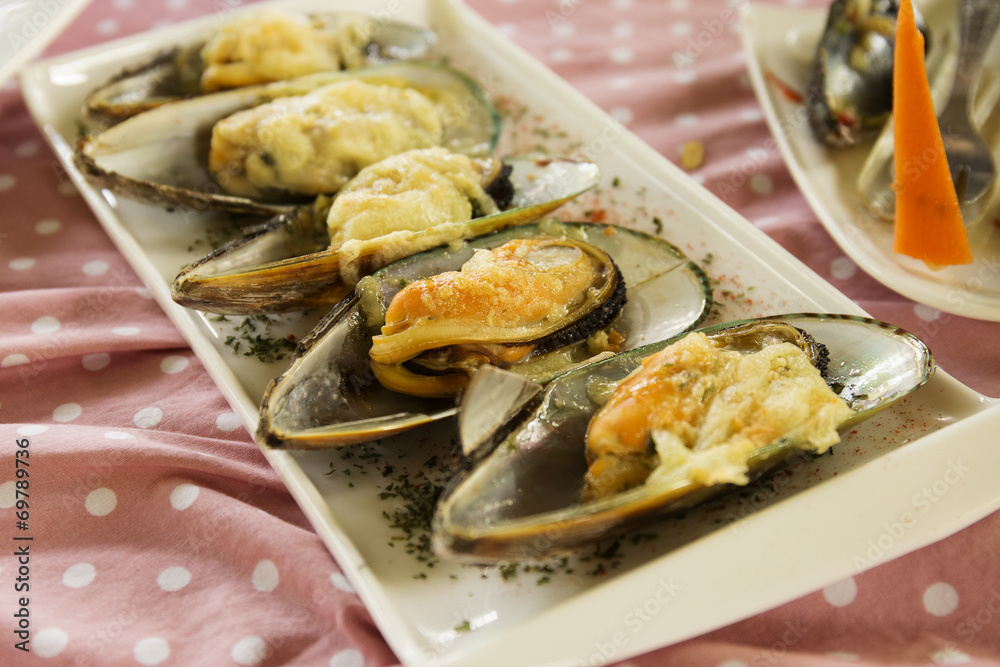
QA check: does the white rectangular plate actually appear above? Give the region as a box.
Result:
[21,1,1000,665]
[742,0,1000,321]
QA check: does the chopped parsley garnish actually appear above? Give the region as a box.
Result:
[222,314,297,363]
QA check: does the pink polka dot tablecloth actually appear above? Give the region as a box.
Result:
[2,1,1000,666]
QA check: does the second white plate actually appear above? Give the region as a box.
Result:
[742,0,1000,322]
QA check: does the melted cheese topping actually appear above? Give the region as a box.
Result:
[200,10,375,92]
[327,148,497,243]
[583,332,853,500]
[209,80,443,198]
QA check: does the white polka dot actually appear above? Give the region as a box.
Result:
[915,304,942,322]
[82,260,109,276]
[612,22,634,38]
[34,627,69,657]
[17,424,47,436]
[0,174,15,190]
[753,216,780,226]
[496,23,517,37]
[157,566,191,592]
[330,571,355,593]
[750,173,773,195]
[160,355,189,374]
[151,19,173,29]
[85,488,117,516]
[53,403,82,423]
[552,21,574,38]
[823,577,857,607]
[63,563,96,588]
[15,142,38,158]
[671,21,694,37]
[113,0,134,8]
[113,326,141,336]
[1,353,29,367]
[216,412,242,432]
[830,256,858,280]
[689,173,706,185]
[9,257,35,271]
[924,582,960,616]
[610,76,632,90]
[170,484,199,510]
[610,106,633,125]
[35,219,60,235]
[252,560,280,592]
[232,636,269,666]
[330,649,364,667]
[674,70,697,84]
[167,0,188,9]
[134,637,170,665]
[610,46,634,64]
[82,353,110,371]
[611,0,633,8]
[932,647,971,664]
[134,407,163,428]
[32,316,60,334]
[105,431,135,440]
[549,48,573,63]
[740,108,764,123]
[135,287,153,299]
[670,0,690,8]
[717,661,749,667]
[675,113,699,127]
[95,18,118,35]
[58,180,78,196]
[0,481,16,508]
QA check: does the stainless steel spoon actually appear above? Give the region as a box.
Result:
[938,0,1000,204]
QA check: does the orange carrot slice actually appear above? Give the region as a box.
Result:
[892,0,973,267]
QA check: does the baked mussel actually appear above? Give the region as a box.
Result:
[84,8,436,124]
[434,314,934,563]
[75,62,500,216]
[170,150,601,315]
[256,221,713,449]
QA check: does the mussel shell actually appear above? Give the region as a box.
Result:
[75,62,501,216]
[170,156,601,315]
[256,221,713,449]
[83,16,436,125]
[806,0,929,147]
[433,314,935,563]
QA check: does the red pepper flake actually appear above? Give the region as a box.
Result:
[764,69,803,103]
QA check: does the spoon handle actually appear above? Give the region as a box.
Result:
[953,0,1000,96]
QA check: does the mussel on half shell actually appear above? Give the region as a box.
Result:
[75,62,500,216]
[84,9,436,124]
[806,0,930,147]
[256,221,713,449]
[434,314,935,563]
[170,152,601,315]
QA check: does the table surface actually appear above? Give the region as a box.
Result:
[2,0,999,665]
